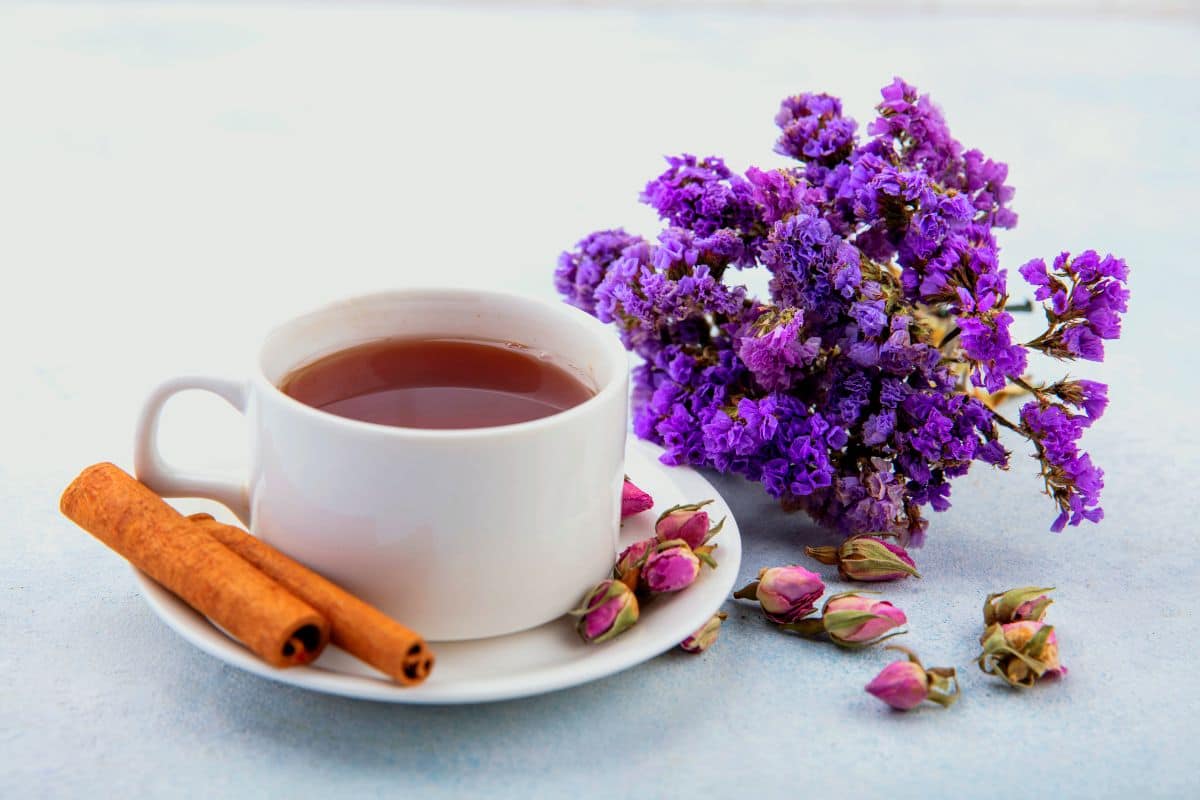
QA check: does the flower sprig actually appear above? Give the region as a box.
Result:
[556,77,1129,541]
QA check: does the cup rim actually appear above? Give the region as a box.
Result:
[253,288,629,439]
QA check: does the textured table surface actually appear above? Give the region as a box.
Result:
[2,3,1197,798]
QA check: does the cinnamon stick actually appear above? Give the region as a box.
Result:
[60,463,329,668]
[187,514,434,685]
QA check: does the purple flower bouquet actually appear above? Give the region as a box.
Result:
[556,78,1129,545]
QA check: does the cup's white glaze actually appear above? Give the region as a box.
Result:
[134,289,629,641]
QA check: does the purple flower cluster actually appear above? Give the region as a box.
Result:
[1020,250,1130,362]
[637,155,758,266]
[1019,399,1105,531]
[555,228,645,317]
[775,93,857,165]
[554,78,1130,539]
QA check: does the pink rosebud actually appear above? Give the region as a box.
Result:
[782,592,907,648]
[572,579,639,644]
[822,593,908,645]
[1003,621,1064,676]
[733,565,825,624]
[866,660,929,710]
[642,540,701,593]
[983,586,1054,625]
[679,612,727,654]
[978,620,1065,688]
[805,535,920,582]
[621,477,653,518]
[613,537,656,591]
[866,647,959,711]
[616,538,655,574]
[654,500,724,550]
[1012,597,1050,621]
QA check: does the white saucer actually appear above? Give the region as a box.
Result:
[133,436,742,704]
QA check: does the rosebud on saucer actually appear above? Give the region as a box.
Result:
[733,565,825,624]
[805,535,920,582]
[781,592,907,648]
[679,612,728,653]
[983,586,1054,626]
[655,500,724,550]
[642,540,702,593]
[977,620,1066,688]
[621,477,654,518]
[866,646,959,710]
[614,537,656,591]
[572,579,639,644]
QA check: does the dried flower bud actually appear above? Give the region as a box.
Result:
[865,646,959,710]
[572,579,639,644]
[782,591,907,648]
[733,565,825,624]
[655,499,725,550]
[805,535,920,582]
[679,612,728,653]
[621,477,653,518]
[983,586,1054,626]
[821,593,908,647]
[642,540,702,593]
[613,537,656,591]
[866,660,928,710]
[977,620,1066,688]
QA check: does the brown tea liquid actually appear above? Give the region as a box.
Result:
[279,338,594,429]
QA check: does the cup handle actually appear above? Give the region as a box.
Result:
[134,375,251,524]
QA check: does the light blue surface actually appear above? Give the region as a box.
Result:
[2,4,1198,798]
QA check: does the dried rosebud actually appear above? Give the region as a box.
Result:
[572,580,639,643]
[822,593,908,647]
[655,500,724,550]
[613,537,656,591]
[733,565,825,624]
[865,646,959,710]
[866,660,928,710]
[783,592,907,648]
[805,535,920,582]
[679,612,728,653]
[642,540,702,593]
[983,586,1054,626]
[978,620,1066,688]
[621,477,653,518]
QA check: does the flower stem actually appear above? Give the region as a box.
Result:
[1010,376,1042,395]
[991,410,1023,434]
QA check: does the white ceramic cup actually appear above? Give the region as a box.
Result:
[133,289,629,641]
